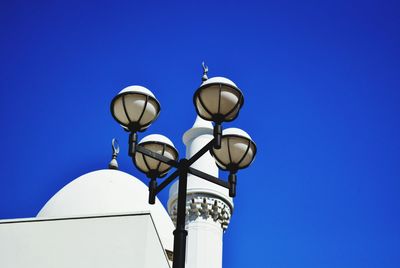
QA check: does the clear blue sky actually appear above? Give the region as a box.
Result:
[1,1,399,267]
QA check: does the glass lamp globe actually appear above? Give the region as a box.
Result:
[110,85,161,132]
[134,134,179,178]
[193,77,244,123]
[211,128,256,172]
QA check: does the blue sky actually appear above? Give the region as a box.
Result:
[1,0,399,267]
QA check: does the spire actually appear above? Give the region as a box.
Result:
[108,138,119,170]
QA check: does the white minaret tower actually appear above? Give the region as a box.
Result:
[168,116,233,268]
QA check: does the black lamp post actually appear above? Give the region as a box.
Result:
[110,64,256,268]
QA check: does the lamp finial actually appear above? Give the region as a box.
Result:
[108,138,120,170]
[202,62,208,82]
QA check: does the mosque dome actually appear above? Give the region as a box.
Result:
[37,169,173,250]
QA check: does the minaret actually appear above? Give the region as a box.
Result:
[168,116,233,268]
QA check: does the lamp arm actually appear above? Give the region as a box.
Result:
[186,138,215,166]
[135,135,217,171]
[148,177,157,204]
[155,166,231,196]
[187,166,230,189]
[135,144,180,168]
[155,168,180,194]
[138,136,233,198]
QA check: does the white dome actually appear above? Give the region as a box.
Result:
[37,169,173,251]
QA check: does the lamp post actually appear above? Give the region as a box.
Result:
[110,64,257,268]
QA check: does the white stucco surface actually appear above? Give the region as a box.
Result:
[168,116,234,268]
[37,169,174,252]
[0,214,170,268]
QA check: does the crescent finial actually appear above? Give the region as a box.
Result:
[108,138,119,170]
[202,61,208,82]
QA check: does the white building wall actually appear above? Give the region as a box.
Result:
[186,220,223,268]
[168,116,233,268]
[0,214,171,268]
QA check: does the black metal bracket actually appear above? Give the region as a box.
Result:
[186,138,214,166]
[132,133,237,268]
[213,124,222,149]
[134,137,232,194]
[135,145,180,168]
[128,132,138,157]
[187,167,229,189]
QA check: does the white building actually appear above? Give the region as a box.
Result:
[0,116,233,268]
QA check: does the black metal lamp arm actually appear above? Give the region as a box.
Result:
[131,130,237,268]
[134,138,233,194]
[187,167,229,189]
[135,145,180,168]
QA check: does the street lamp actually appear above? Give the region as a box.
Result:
[211,128,256,198]
[110,64,257,268]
